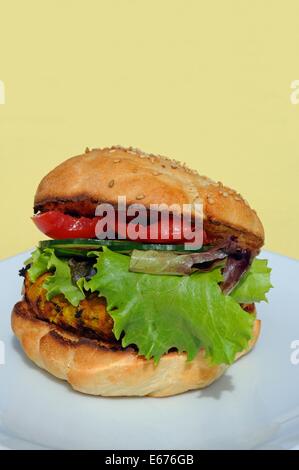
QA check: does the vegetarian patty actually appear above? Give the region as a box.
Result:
[24,272,114,341]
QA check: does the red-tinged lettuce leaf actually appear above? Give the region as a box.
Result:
[129,249,226,275]
[85,248,254,365]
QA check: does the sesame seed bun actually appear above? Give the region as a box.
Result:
[34,146,264,249]
[11,300,261,397]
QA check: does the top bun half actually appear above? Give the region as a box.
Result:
[34,146,264,249]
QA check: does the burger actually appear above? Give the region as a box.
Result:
[11,146,272,397]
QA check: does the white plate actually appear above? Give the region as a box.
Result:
[0,250,299,450]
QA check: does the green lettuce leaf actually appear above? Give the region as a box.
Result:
[85,248,255,365]
[230,259,272,303]
[42,249,85,306]
[27,248,51,282]
[27,248,84,306]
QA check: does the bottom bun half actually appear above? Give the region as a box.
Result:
[11,300,261,397]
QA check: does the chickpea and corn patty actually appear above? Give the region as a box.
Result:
[24,272,114,340]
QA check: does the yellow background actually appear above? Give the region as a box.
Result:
[0,0,298,260]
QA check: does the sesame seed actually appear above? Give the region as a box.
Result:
[79,146,202,176]
[113,159,121,163]
[108,179,115,188]
[234,196,241,201]
[136,194,145,200]
[207,197,215,204]
[222,191,229,197]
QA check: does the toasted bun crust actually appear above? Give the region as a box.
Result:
[34,146,264,248]
[11,300,261,397]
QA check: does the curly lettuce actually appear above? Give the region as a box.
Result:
[27,248,84,306]
[230,259,272,303]
[25,247,272,364]
[85,248,256,364]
